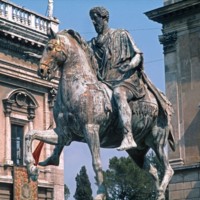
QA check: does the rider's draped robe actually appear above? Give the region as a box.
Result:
[89,29,175,147]
[89,28,145,100]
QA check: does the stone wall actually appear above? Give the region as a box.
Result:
[169,165,200,200]
[146,0,200,199]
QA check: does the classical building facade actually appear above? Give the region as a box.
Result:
[0,0,64,199]
[146,0,200,199]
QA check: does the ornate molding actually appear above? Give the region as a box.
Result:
[159,31,177,53]
[0,34,43,63]
[2,99,15,116]
[48,87,57,108]
[3,89,38,120]
[145,0,200,24]
[27,105,36,121]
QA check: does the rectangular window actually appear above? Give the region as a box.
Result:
[11,124,24,166]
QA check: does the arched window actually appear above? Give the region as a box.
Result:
[3,89,38,166]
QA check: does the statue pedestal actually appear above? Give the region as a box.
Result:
[13,166,38,200]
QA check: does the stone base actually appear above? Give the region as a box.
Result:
[169,164,200,200]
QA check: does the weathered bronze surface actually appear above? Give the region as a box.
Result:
[25,7,175,200]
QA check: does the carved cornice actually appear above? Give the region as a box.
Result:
[159,31,177,53]
[0,18,48,49]
[0,59,59,89]
[0,34,43,63]
[145,0,200,24]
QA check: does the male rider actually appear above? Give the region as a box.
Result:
[89,7,145,151]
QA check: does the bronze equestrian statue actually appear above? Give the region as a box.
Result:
[25,7,175,200]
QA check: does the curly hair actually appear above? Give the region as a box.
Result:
[89,6,109,21]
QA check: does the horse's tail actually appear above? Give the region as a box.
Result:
[167,123,176,152]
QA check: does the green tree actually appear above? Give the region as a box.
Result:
[103,156,155,200]
[64,184,70,200]
[74,166,93,200]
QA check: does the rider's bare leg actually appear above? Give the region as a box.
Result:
[113,86,137,151]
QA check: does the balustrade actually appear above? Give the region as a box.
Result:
[0,0,57,34]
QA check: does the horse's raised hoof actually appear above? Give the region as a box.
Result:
[39,155,59,166]
[27,164,39,182]
[94,194,106,200]
[117,133,137,151]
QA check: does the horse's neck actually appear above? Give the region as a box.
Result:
[62,47,96,83]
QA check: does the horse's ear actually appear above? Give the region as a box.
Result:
[67,29,83,45]
[48,28,57,39]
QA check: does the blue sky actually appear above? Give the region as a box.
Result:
[13,0,164,198]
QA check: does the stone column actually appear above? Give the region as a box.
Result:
[27,105,36,159]
[43,93,51,181]
[3,99,14,166]
[159,31,185,166]
[45,88,57,181]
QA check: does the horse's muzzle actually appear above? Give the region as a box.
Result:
[38,64,50,80]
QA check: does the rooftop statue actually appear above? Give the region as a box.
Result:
[25,7,175,200]
[47,0,54,19]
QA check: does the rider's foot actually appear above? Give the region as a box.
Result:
[39,155,60,166]
[117,132,137,151]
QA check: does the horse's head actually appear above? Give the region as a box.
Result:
[38,29,67,80]
[39,29,99,81]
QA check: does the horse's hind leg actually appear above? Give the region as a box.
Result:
[127,148,161,196]
[84,124,106,200]
[149,126,174,200]
[155,148,174,200]
[148,163,160,195]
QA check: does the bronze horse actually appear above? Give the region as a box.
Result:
[25,29,175,200]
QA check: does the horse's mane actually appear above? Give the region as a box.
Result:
[58,29,98,75]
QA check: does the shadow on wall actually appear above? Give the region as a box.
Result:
[186,181,200,199]
[181,109,200,161]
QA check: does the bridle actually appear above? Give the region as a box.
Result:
[49,36,67,58]
[40,36,67,69]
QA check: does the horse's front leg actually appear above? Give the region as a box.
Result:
[25,129,59,181]
[85,124,106,200]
